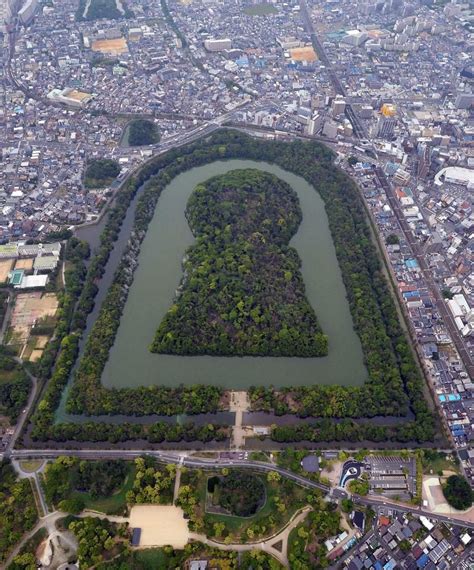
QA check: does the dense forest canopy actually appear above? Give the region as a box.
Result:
[217,470,266,517]
[442,475,473,510]
[151,169,328,357]
[127,119,160,146]
[0,347,30,422]
[84,158,120,189]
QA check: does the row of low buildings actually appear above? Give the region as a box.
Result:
[347,155,474,482]
[343,510,472,570]
[0,241,61,289]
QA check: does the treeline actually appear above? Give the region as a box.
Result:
[152,169,328,357]
[76,0,133,21]
[32,130,434,445]
[0,460,38,564]
[32,415,229,443]
[271,418,433,444]
[0,348,30,422]
[84,158,120,189]
[127,119,160,146]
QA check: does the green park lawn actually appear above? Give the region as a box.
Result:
[201,471,306,538]
[71,464,136,515]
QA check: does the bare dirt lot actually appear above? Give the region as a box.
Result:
[91,37,129,54]
[289,46,317,62]
[10,292,58,341]
[0,259,13,283]
[128,505,189,548]
[14,258,34,271]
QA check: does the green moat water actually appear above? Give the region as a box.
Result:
[100,159,367,389]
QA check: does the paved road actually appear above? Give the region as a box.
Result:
[355,494,474,529]
[9,449,474,530]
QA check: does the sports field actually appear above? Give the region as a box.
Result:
[290,46,317,62]
[14,258,34,271]
[0,259,13,283]
[10,292,58,341]
[91,37,129,55]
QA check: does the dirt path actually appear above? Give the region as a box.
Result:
[173,467,181,503]
[3,511,65,568]
[229,391,250,450]
[190,506,312,567]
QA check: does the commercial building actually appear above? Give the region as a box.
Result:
[455,93,474,109]
[18,0,38,25]
[204,38,232,52]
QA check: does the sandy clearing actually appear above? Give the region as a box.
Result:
[423,476,474,518]
[91,37,129,54]
[14,258,34,271]
[34,335,49,349]
[0,259,13,283]
[10,292,58,340]
[129,505,189,548]
[290,46,317,62]
[30,349,44,362]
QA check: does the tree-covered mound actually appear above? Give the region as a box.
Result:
[151,169,328,357]
[127,119,160,146]
[84,158,120,189]
[442,474,473,511]
[217,471,266,517]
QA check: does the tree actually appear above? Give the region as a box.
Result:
[267,471,281,483]
[399,539,411,553]
[442,475,473,510]
[386,233,400,245]
[10,553,37,570]
[341,498,353,513]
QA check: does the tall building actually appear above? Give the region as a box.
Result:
[331,96,346,116]
[377,116,397,139]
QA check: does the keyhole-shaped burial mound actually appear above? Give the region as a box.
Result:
[150,169,328,357]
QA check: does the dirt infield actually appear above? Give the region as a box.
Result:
[128,505,189,548]
[14,258,34,271]
[0,259,13,283]
[10,292,58,341]
[289,46,317,62]
[91,37,129,55]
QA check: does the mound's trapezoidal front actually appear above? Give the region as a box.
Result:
[150,169,328,357]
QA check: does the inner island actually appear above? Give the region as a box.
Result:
[151,169,328,358]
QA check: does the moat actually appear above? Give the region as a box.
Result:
[91,159,367,389]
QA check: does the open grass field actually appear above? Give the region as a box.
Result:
[71,464,136,515]
[0,367,21,384]
[20,460,44,473]
[421,451,459,475]
[243,3,277,16]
